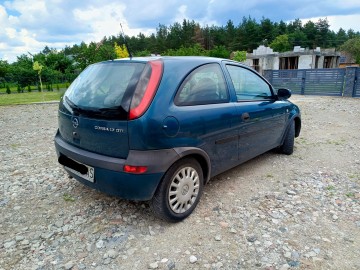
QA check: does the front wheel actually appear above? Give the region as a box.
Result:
[151,158,204,222]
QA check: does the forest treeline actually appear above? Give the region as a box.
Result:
[1,17,360,89]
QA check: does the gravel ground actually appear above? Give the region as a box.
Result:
[0,96,359,270]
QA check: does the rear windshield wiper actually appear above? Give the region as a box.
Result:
[65,96,85,114]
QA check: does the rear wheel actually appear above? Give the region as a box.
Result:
[280,120,295,155]
[151,158,203,222]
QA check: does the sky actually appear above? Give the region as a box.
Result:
[1,0,360,63]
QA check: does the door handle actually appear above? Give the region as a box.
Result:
[241,112,250,121]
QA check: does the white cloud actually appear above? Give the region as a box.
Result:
[174,5,188,23]
[302,14,360,32]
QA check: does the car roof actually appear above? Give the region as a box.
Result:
[100,56,247,68]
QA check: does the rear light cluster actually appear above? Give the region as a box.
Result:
[129,60,163,120]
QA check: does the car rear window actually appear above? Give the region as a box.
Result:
[63,62,146,118]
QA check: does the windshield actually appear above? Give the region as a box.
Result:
[63,62,146,118]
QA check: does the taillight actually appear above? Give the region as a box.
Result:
[123,165,148,174]
[129,60,163,120]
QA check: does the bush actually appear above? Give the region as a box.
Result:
[38,84,41,92]
[233,51,247,62]
[17,84,21,93]
[209,45,230,59]
[27,85,31,92]
[56,84,60,91]
[6,85,11,94]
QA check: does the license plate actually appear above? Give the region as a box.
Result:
[65,162,95,183]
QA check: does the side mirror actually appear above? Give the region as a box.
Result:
[277,88,292,100]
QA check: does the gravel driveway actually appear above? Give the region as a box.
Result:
[0,96,359,270]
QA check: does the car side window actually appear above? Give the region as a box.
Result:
[226,65,273,101]
[175,64,229,106]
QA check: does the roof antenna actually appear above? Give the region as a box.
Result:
[120,23,133,59]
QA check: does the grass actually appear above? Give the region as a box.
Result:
[0,83,69,94]
[63,194,75,202]
[0,91,65,106]
[345,192,355,198]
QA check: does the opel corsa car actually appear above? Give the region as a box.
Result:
[55,56,301,222]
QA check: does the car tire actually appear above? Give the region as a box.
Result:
[280,120,295,155]
[151,158,204,222]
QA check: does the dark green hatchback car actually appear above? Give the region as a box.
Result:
[55,56,301,222]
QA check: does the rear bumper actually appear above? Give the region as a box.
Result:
[54,132,180,200]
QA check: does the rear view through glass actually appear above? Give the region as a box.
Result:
[64,62,146,119]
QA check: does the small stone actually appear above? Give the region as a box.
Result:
[55,220,64,228]
[284,252,291,259]
[335,199,342,206]
[161,258,168,263]
[332,214,338,220]
[87,243,95,252]
[219,221,229,228]
[4,241,16,249]
[291,251,300,259]
[189,255,198,263]
[247,235,257,242]
[264,241,273,248]
[0,198,9,206]
[279,227,288,233]
[15,236,25,241]
[307,251,317,257]
[229,228,237,234]
[103,258,111,265]
[288,261,300,267]
[214,235,221,241]
[64,261,74,270]
[167,260,176,270]
[107,249,118,259]
[149,262,158,269]
[280,264,290,270]
[286,190,297,196]
[270,212,282,219]
[20,240,30,245]
[96,240,104,249]
[322,238,331,243]
[272,219,279,224]
[42,232,54,239]
[344,237,354,243]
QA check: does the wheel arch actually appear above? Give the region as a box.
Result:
[294,116,301,138]
[173,147,211,184]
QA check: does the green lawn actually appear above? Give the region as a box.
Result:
[0,83,69,94]
[0,91,65,106]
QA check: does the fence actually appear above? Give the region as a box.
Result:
[263,67,359,97]
[355,68,360,97]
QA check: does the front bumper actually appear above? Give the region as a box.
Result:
[54,132,180,200]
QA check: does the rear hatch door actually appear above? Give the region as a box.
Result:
[58,61,146,159]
